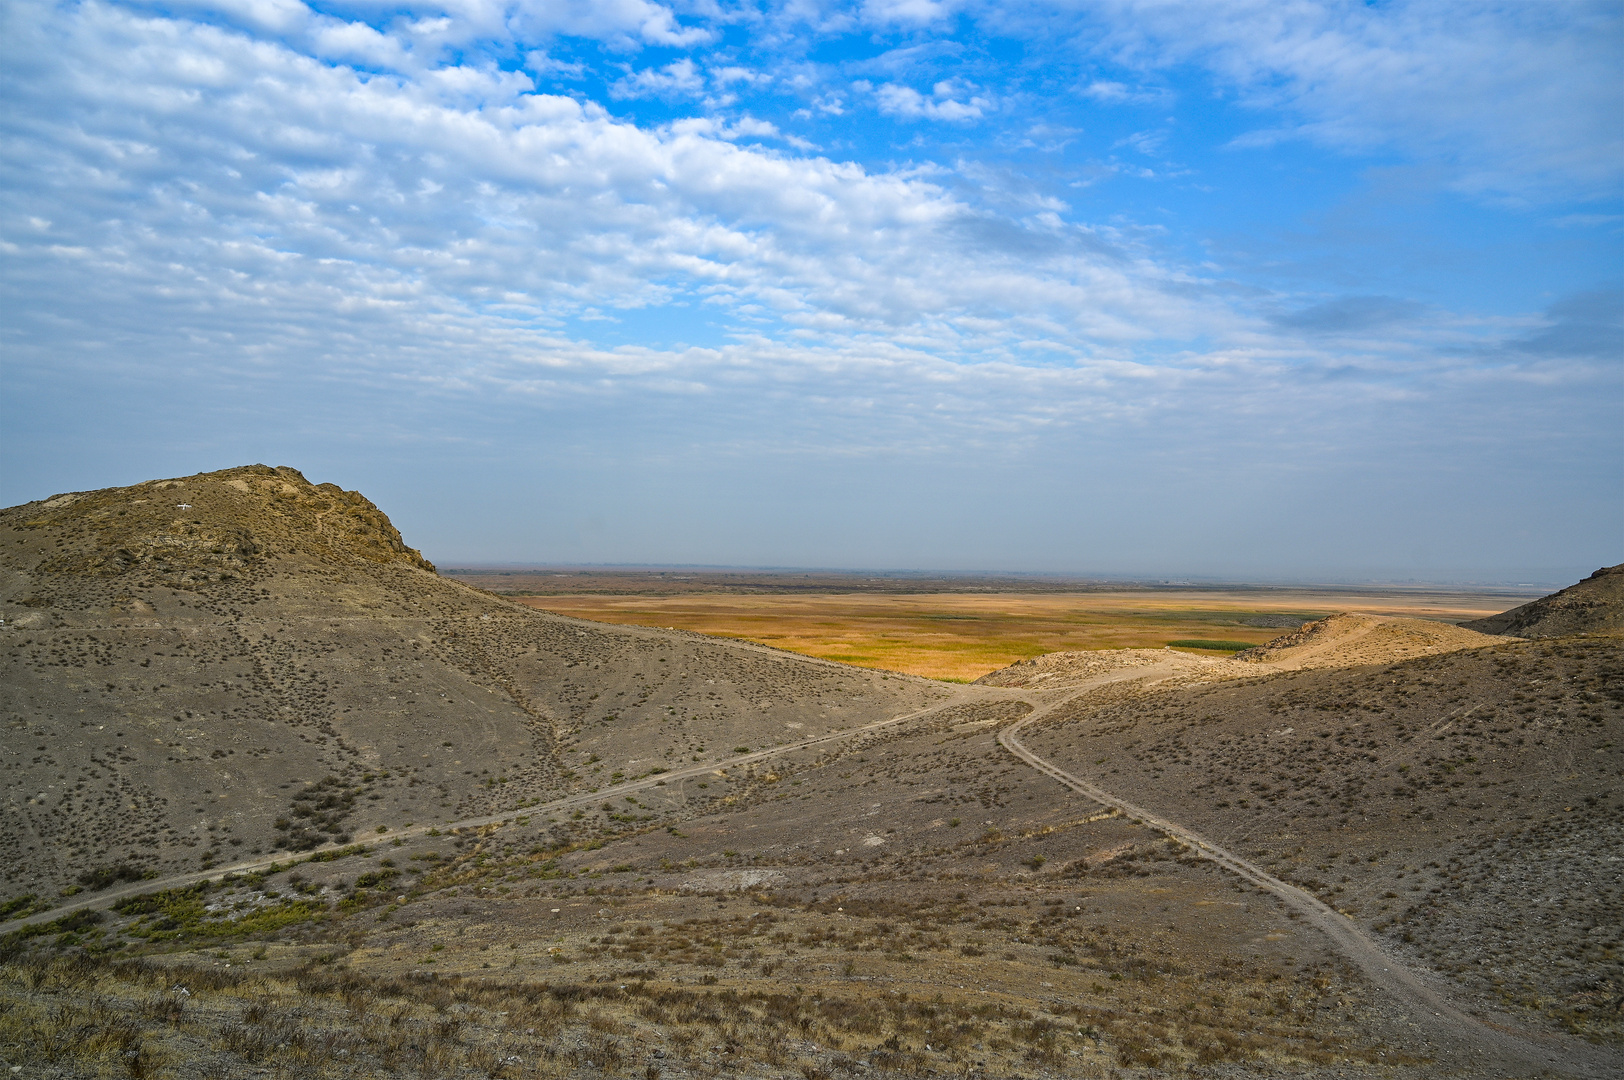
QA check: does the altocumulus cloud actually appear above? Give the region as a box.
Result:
[3,3,1227,391]
[0,0,1619,576]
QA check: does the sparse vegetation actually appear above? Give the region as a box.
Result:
[3,468,1613,1077]
[1166,639,1256,652]
[487,586,1446,680]
[1026,634,1624,1043]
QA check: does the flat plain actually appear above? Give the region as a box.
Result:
[453,573,1537,681]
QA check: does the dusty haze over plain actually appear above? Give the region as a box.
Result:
[2,1,1619,580]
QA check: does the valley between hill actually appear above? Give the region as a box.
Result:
[2,467,1619,1079]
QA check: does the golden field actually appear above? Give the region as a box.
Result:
[500,587,1529,681]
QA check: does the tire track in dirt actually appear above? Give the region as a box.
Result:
[4,690,982,930]
[996,674,1622,1079]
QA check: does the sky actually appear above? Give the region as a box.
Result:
[1,0,1620,584]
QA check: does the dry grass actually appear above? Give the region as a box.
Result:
[0,690,1419,1077]
[0,899,1397,1079]
[1023,635,1624,1042]
[505,589,1524,681]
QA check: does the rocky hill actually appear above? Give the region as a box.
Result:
[0,466,942,899]
[1463,564,1624,638]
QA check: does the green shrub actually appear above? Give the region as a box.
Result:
[77,863,151,891]
[0,895,47,921]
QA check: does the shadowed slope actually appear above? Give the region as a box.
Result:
[1463,564,1624,638]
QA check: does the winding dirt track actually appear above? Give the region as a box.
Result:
[5,693,978,930]
[995,668,1622,1079]
[10,630,1621,1076]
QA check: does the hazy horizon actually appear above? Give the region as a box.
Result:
[437,561,1582,591]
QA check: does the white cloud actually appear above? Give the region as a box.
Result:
[151,0,311,35]
[1076,0,1624,201]
[10,0,1598,405]
[2,1,1616,575]
[106,1,1619,209]
[1081,79,1129,102]
[524,50,587,79]
[612,60,776,108]
[808,92,846,116]
[611,58,706,98]
[1,1,1229,377]
[1114,129,1165,156]
[496,0,715,49]
[713,65,771,89]
[1013,121,1080,152]
[130,0,713,63]
[308,18,412,69]
[726,117,779,140]
[1079,78,1168,105]
[873,79,988,122]
[862,0,960,27]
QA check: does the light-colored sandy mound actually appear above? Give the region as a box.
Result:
[1462,563,1624,638]
[1235,612,1500,669]
[973,647,1214,689]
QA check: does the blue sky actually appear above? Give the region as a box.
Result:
[2,0,1620,583]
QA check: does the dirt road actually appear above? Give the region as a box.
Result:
[4,692,983,931]
[996,671,1622,1079]
[11,634,1619,1076]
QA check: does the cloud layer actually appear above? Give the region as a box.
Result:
[1,0,1618,577]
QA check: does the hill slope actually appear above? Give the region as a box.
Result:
[0,466,943,898]
[1463,564,1624,638]
[1229,612,1500,668]
[1019,634,1624,1042]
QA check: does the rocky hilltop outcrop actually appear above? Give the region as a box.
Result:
[1462,564,1624,638]
[1230,612,1498,668]
[5,464,433,598]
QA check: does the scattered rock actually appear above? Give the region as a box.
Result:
[1463,564,1624,638]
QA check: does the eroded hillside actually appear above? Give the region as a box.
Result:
[1464,563,1624,638]
[0,467,944,900]
[3,479,1618,1079]
[1021,635,1624,1040]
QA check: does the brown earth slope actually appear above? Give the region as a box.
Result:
[0,466,944,901]
[1463,564,1624,638]
[1,656,1462,1080]
[1019,635,1624,1043]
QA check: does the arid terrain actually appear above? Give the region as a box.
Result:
[454,575,1535,682]
[1,467,1619,1079]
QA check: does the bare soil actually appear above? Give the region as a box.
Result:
[1018,633,1624,1048]
[2,468,1618,1079]
[1463,564,1624,639]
